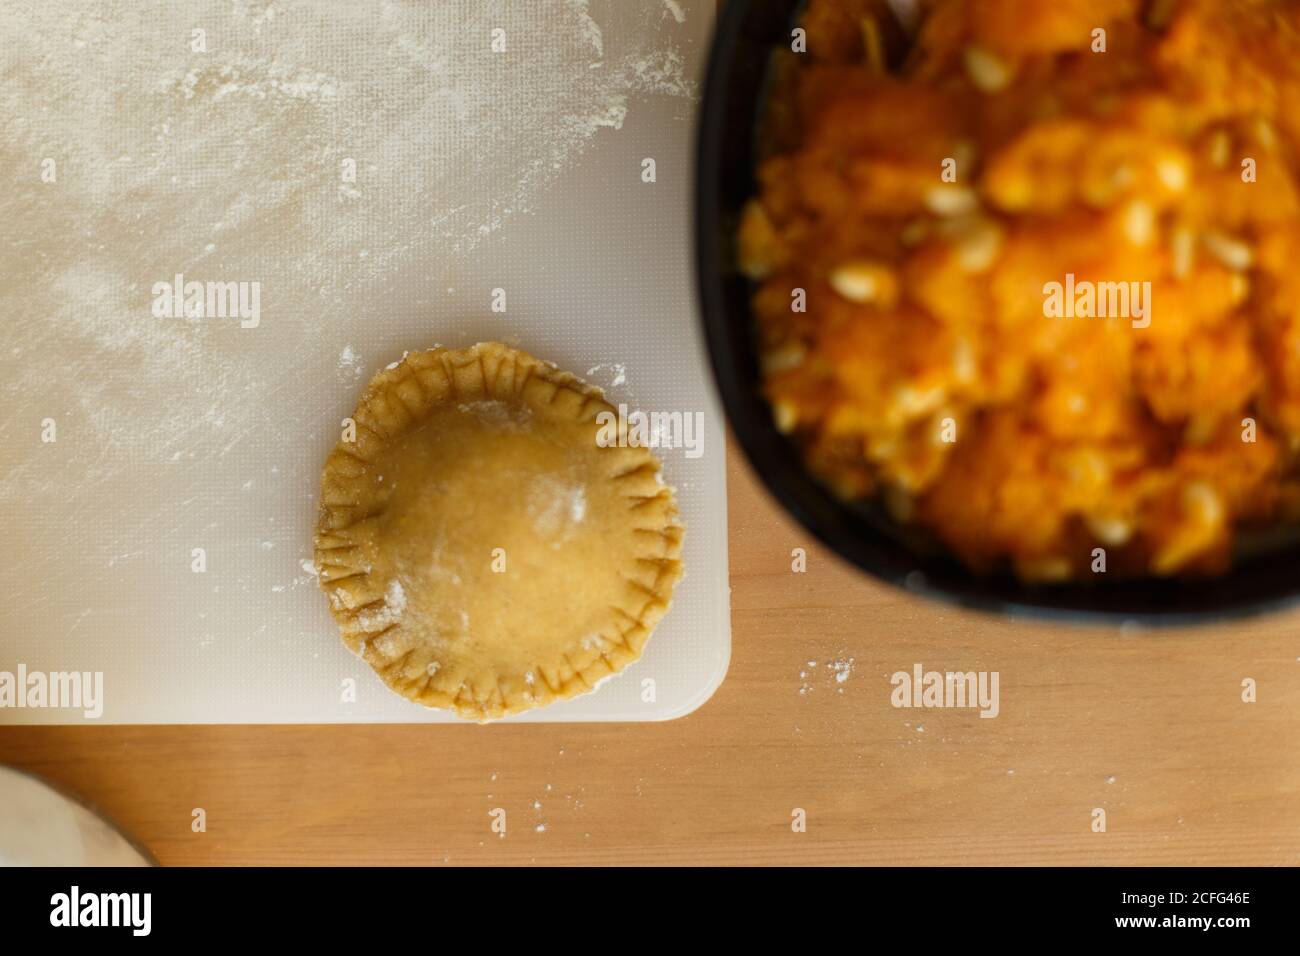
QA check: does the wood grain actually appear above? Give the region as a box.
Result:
[1,438,1298,865]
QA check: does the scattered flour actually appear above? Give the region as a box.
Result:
[457,400,533,430]
[0,0,697,501]
[569,487,587,523]
[527,475,589,542]
[337,345,363,381]
[798,662,817,697]
[585,363,627,388]
[800,656,855,696]
[355,578,406,632]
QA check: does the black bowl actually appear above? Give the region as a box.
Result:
[694,0,1300,624]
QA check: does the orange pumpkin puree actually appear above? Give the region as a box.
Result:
[742,0,1300,579]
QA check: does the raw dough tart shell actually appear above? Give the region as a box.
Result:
[313,342,684,721]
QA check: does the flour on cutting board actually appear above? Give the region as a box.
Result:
[0,1,724,725]
[585,363,627,388]
[0,0,695,502]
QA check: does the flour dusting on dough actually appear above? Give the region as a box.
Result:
[355,578,406,633]
[527,476,589,543]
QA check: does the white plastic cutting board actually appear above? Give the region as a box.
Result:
[0,1,727,723]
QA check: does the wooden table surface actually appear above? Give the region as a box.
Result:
[2,438,1298,865]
